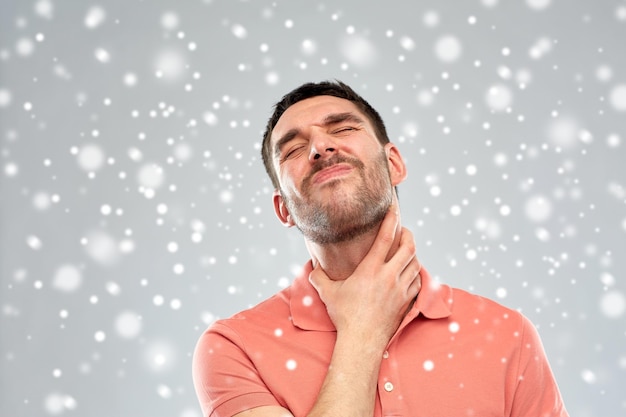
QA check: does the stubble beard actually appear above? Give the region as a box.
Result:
[282,152,393,245]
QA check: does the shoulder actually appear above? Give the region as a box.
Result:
[197,286,294,348]
[443,285,532,337]
[449,285,523,317]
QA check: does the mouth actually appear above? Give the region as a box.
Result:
[312,163,353,185]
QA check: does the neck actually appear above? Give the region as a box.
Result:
[305,216,403,281]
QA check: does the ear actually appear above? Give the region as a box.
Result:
[272,190,295,227]
[384,143,407,186]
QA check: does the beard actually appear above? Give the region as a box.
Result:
[281,151,394,245]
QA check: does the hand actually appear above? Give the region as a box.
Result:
[309,206,422,345]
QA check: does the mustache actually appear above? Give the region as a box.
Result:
[302,154,365,187]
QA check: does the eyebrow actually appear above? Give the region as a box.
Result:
[273,112,366,157]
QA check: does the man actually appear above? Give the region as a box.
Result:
[192,80,568,417]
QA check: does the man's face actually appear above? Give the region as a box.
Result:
[270,95,405,244]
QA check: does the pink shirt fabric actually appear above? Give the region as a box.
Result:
[193,262,568,417]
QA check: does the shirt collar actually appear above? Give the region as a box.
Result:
[290,261,452,332]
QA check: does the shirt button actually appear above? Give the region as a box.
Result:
[384,381,394,392]
[382,350,389,359]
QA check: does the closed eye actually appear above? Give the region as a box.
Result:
[282,145,306,161]
[332,126,358,134]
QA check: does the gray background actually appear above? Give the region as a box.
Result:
[1,0,625,416]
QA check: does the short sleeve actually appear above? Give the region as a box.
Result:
[509,315,569,417]
[192,322,281,417]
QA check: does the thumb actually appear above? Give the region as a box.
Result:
[308,263,332,298]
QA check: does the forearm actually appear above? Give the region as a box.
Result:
[306,331,386,417]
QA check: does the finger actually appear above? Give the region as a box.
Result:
[387,227,418,271]
[407,271,422,298]
[364,204,399,262]
[399,257,421,294]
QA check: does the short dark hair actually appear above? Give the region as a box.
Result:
[261,80,390,189]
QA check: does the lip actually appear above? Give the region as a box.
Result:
[312,163,353,184]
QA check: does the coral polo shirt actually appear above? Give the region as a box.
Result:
[193,262,568,417]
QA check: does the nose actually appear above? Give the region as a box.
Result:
[308,134,337,162]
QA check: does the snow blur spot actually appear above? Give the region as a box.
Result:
[535,227,551,242]
[581,369,596,384]
[154,49,186,81]
[32,191,52,210]
[474,217,502,239]
[595,65,613,82]
[485,84,513,112]
[422,10,440,27]
[277,277,290,288]
[94,330,106,342]
[167,242,179,253]
[44,392,77,415]
[402,121,419,138]
[529,37,552,60]
[174,142,193,162]
[286,359,297,370]
[34,0,54,19]
[137,163,165,189]
[220,190,234,204]
[600,273,616,287]
[145,341,176,372]
[157,384,172,399]
[524,195,553,223]
[84,230,121,266]
[106,281,121,296]
[0,88,12,107]
[179,408,202,417]
[449,322,460,333]
[526,0,552,10]
[423,360,435,371]
[400,36,416,51]
[265,71,280,85]
[203,111,218,126]
[274,328,283,337]
[301,39,317,55]
[606,133,621,148]
[26,235,42,250]
[481,0,499,7]
[599,290,626,318]
[123,72,138,87]
[609,84,626,112]
[77,144,105,172]
[201,311,215,325]
[302,295,313,307]
[546,117,580,149]
[94,48,111,63]
[115,310,142,339]
[52,264,82,293]
[434,35,462,63]
[4,162,19,177]
[231,24,248,39]
[85,6,106,29]
[173,263,185,274]
[15,37,35,57]
[161,11,180,30]
[339,35,378,68]
[417,89,434,106]
[496,287,508,299]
